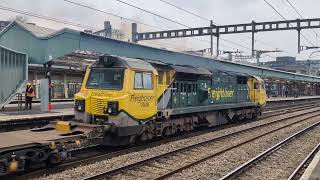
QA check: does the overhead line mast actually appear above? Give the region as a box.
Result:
[113,0,255,56]
[262,0,316,50]
[285,0,320,43]
[158,0,280,57]
[134,18,320,57]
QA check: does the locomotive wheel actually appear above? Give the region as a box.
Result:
[46,153,61,167]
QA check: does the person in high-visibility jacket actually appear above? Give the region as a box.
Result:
[25,83,34,110]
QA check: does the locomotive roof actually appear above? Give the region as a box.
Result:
[120,56,156,73]
[171,65,212,76]
[95,55,157,74]
[97,56,257,78]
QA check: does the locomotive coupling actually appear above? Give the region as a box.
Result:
[55,121,72,133]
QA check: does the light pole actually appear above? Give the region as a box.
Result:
[308,50,320,75]
[308,50,320,59]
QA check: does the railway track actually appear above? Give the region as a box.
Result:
[261,103,320,119]
[79,108,320,180]
[220,121,320,180]
[1,99,317,133]
[265,99,320,111]
[288,142,320,180]
[14,104,320,179]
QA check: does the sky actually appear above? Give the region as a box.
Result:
[1,0,320,62]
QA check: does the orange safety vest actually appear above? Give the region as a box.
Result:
[26,86,34,97]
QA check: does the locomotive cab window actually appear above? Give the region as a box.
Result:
[86,68,124,90]
[134,72,153,89]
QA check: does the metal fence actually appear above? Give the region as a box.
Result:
[0,45,27,108]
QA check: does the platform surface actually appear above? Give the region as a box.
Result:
[0,102,74,122]
[1,96,320,122]
[9,98,73,104]
[267,95,320,102]
[300,148,320,180]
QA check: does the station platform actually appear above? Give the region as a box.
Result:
[300,149,320,180]
[267,95,320,102]
[9,98,73,104]
[0,96,320,123]
[0,101,74,122]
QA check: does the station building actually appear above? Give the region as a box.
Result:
[0,20,124,100]
[1,20,320,106]
[262,56,320,76]
[261,56,320,97]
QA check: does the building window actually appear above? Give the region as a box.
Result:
[134,72,153,89]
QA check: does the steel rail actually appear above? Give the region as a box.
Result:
[265,99,320,111]
[83,109,320,180]
[261,103,320,119]
[287,142,320,180]
[17,104,320,179]
[220,121,320,180]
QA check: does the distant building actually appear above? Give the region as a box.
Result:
[84,21,125,40]
[94,21,112,37]
[0,21,10,31]
[262,56,320,75]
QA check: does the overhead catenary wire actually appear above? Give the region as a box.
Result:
[63,0,252,54]
[63,0,165,30]
[113,0,262,56]
[0,1,275,59]
[158,0,280,57]
[0,5,100,31]
[160,0,284,52]
[0,2,250,57]
[285,0,320,42]
[159,0,211,22]
[262,0,315,47]
[0,4,192,52]
[64,0,211,47]
[114,0,191,28]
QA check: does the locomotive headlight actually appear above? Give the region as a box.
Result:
[105,101,119,115]
[75,99,85,112]
[77,105,83,111]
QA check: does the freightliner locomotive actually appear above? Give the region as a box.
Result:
[0,55,266,175]
[74,55,267,146]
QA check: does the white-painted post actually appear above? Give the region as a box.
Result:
[34,71,39,99]
[64,73,69,99]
